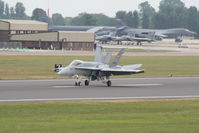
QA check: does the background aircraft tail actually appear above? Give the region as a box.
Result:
[115,19,126,28]
[148,32,156,40]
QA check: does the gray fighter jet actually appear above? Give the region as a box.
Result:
[116,27,196,39]
[96,31,156,45]
[93,25,196,43]
[54,45,144,87]
[112,32,156,45]
[95,35,113,43]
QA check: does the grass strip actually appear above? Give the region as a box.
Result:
[0,100,199,133]
[0,56,199,79]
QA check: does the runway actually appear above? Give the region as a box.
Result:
[0,77,199,102]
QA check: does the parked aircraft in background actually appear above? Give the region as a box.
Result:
[116,27,196,40]
[96,31,156,45]
[48,19,196,44]
[95,34,113,43]
[54,45,144,87]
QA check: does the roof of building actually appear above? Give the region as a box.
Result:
[0,19,48,31]
[0,19,47,25]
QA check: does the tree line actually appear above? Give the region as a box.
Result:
[0,0,28,19]
[0,0,199,37]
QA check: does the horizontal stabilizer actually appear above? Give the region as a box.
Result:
[122,64,142,70]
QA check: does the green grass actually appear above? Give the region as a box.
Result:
[0,56,199,79]
[0,100,199,133]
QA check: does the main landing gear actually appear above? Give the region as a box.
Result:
[75,79,89,86]
[74,75,112,87]
[101,77,112,87]
[106,80,112,87]
[75,82,81,86]
[74,75,90,86]
[105,76,112,87]
[85,80,90,86]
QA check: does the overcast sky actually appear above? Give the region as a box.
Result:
[5,0,199,17]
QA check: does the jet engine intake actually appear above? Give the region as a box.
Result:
[54,64,62,72]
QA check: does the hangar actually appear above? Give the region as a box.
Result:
[0,19,95,50]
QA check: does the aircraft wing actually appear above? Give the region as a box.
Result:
[101,68,144,75]
[73,66,144,77]
[74,67,101,71]
[155,33,167,38]
[131,37,153,42]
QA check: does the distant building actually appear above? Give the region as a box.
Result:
[0,19,94,50]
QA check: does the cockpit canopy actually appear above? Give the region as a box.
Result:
[69,60,83,66]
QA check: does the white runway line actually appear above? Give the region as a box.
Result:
[1,95,199,102]
[117,84,162,87]
[53,86,77,88]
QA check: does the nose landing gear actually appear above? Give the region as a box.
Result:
[74,75,82,86]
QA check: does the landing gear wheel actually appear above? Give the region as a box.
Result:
[107,80,112,87]
[78,82,81,86]
[85,80,89,86]
[75,82,81,86]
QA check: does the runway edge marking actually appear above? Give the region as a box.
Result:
[1,95,199,102]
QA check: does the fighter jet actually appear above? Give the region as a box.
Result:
[54,45,144,87]
[116,27,196,40]
[96,31,156,45]
[112,32,156,45]
[95,35,113,43]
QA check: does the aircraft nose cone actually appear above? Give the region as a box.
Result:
[192,31,197,35]
[58,68,66,75]
[58,68,63,75]
[58,67,70,76]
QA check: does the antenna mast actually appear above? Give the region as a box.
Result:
[47,0,50,17]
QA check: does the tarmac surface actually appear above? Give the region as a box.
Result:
[0,77,199,102]
[1,44,199,56]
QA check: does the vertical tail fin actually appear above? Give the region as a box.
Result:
[148,32,155,40]
[110,48,125,67]
[103,52,112,64]
[115,19,126,28]
[94,44,103,63]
